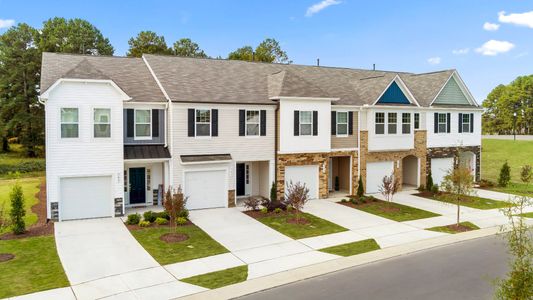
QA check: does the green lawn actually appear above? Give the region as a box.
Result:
[0,144,45,179]
[426,221,480,234]
[0,236,69,298]
[129,225,228,265]
[417,192,512,210]
[520,212,533,218]
[319,239,380,257]
[343,200,440,222]
[253,212,347,239]
[181,266,248,289]
[0,177,42,234]
[481,139,533,196]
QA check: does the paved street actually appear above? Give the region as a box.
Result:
[239,235,509,300]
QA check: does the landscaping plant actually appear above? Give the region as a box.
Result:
[176,217,187,225]
[498,161,511,187]
[378,174,399,203]
[9,182,25,234]
[243,196,261,211]
[0,202,10,232]
[495,195,533,300]
[143,211,157,223]
[164,186,188,231]
[155,217,168,225]
[520,164,532,186]
[356,176,364,197]
[441,165,474,227]
[270,181,277,203]
[284,181,310,223]
[126,213,141,225]
[139,220,150,227]
[426,170,434,192]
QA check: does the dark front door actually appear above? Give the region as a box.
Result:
[236,163,245,196]
[129,168,146,204]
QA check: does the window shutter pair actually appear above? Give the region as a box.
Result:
[458,112,474,133]
[293,110,318,136]
[331,111,354,135]
[433,112,451,133]
[126,109,159,138]
[187,108,218,137]
[239,109,266,136]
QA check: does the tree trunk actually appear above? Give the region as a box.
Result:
[1,136,9,153]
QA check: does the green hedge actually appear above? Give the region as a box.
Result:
[0,161,45,175]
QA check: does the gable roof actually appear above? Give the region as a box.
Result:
[268,70,333,99]
[400,70,455,107]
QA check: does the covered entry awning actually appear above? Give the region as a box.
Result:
[180,154,232,164]
[124,145,171,160]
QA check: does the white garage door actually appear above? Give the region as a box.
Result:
[366,161,394,194]
[431,158,454,186]
[285,165,319,199]
[60,176,112,221]
[185,170,227,209]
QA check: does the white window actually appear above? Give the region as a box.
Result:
[462,114,471,133]
[437,113,447,133]
[300,111,312,136]
[336,111,348,136]
[94,108,111,138]
[61,108,79,138]
[388,113,397,134]
[196,109,211,137]
[135,109,151,139]
[402,113,411,134]
[375,112,385,134]
[414,113,420,129]
[246,110,260,136]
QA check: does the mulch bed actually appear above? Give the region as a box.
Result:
[0,253,15,262]
[32,182,48,225]
[442,224,476,233]
[159,232,189,243]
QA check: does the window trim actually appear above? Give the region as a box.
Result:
[299,110,313,136]
[414,113,420,129]
[134,109,152,140]
[375,112,385,135]
[387,112,398,134]
[462,113,471,133]
[336,111,349,137]
[436,113,448,134]
[195,108,211,138]
[60,107,79,139]
[402,113,411,134]
[245,109,260,137]
[93,108,111,138]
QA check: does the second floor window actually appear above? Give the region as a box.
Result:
[462,114,471,133]
[299,111,313,136]
[94,108,111,138]
[375,112,385,134]
[402,113,411,134]
[388,113,397,134]
[336,112,348,136]
[437,113,448,133]
[196,109,211,136]
[414,113,420,129]
[246,110,260,136]
[135,109,151,139]
[61,108,79,138]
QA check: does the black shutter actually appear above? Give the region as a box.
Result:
[294,110,299,136]
[187,109,195,137]
[260,110,266,136]
[126,109,134,138]
[446,113,451,133]
[152,110,159,137]
[211,109,218,136]
[313,111,318,136]
[348,111,354,135]
[434,112,438,133]
[331,111,336,135]
[239,110,245,136]
[470,113,474,133]
[458,113,463,133]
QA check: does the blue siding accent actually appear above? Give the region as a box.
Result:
[377,81,411,104]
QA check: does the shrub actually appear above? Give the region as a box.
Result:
[498,161,511,187]
[0,202,10,232]
[426,170,434,192]
[417,184,425,191]
[10,182,25,234]
[260,207,268,214]
[164,186,188,229]
[356,176,364,197]
[0,160,46,176]
[284,181,310,222]
[139,220,151,227]
[340,199,348,203]
[286,205,293,212]
[156,211,170,220]
[178,209,189,219]
[243,196,261,211]
[479,179,495,188]
[155,217,168,225]
[431,184,439,194]
[270,181,277,202]
[176,217,188,225]
[274,207,282,214]
[143,211,157,223]
[126,213,141,225]
[520,165,532,185]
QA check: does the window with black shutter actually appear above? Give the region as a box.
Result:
[260,110,266,136]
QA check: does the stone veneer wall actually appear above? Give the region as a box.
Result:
[426,146,481,182]
[228,190,236,207]
[359,130,427,191]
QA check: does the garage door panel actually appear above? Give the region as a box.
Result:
[61,176,112,221]
[185,170,227,210]
[366,161,394,194]
[431,158,454,186]
[285,165,319,199]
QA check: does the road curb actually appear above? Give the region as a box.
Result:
[179,226,503,300]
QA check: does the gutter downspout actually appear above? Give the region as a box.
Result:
[274,101,280,191]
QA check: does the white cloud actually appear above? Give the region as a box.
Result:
[427,57,441,65]
[452,48,470,55]
[498,11,533,28]
[483,22,500,31]
[475,40,515,56]
[0,19,15,29]
[305,0,341,17]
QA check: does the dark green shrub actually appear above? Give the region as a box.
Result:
[431,184,439,194]
[176,217,188,225]
[126,213,141,225]
[270,181,277,202]
[143,211,157,223]
[10,183,25,234]
[426,170,434,192]
[178,209,189,219]
[0,160,46,175]
[156,211,170,220]
[357,176,364,197]
[417,184,425,191]
[498,161,511,187]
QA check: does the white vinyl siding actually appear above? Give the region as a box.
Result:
[299,111,313,136]
[61,108,79,138]
[336,111,348,136]
[94,108,111,138]
[246,110,260,136]
[195,109,211,137]
[135,109,151,139]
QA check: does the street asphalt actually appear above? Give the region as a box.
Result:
[239,235,510,300]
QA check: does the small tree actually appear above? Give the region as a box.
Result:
[357,176,364,198]
[378,174,399,203]
[441,166,474,226]
[10,182,25,234]
[498,161,511,187]
[426,170,434,192]
[270,181,277,203]
[495,195,533,299]
[163,186,187,231]
[284,181,309,223]
[520,165,532,186]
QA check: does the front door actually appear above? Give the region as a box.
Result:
[129,168,146,204]
[236,163,245,196]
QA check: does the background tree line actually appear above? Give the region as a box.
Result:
[0,18,289,157]
[482,75,533,135]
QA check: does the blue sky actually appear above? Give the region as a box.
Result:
[1,0,532,103]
